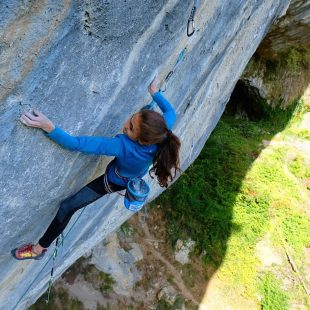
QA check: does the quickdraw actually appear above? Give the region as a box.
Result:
[12,207,86,310]
[161,48,187,92]
[13,3,202,307]
[187,0,199,37]
[45,233,64,304]
[145,0,199,110]
[145,47,187,110]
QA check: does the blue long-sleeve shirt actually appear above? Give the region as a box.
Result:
[46,92,176,186]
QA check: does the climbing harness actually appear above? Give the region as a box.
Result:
[187,0,199,37]
[12,3,202,307]
[105,159,150,213]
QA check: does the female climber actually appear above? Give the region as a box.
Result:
[12,76,181,260]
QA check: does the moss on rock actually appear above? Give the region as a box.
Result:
[242,47,310,107]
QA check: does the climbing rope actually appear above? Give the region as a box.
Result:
[145,0,200,110]
[12,3,201,308]
[145,47,187,111]
[12,207,87,310]
[139,204,148,224]
[161,48,187,92]
[45,233,64,304]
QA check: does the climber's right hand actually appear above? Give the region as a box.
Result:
[20,109,55,133]
[148,75,161,96]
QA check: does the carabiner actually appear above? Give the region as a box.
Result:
[187,6,196,37]
[161,70,173,92]
[165,70,174,83]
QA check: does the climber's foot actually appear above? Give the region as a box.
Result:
[11,244,47,260]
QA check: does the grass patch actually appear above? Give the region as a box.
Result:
[287,154,310,179]
[155,295,186,310]
[289,128,310,141]
[154,116,267,267]
[259,272,289,310]
[153,100,310,303]
[261,98,306,131]
[82,264,115,294]
[275,208,310,261]
[29,287,84,310]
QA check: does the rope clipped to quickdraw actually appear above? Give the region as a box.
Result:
[161,48,187,92]
[44,205,86,305]
[144,48,187,111]
[45,233,64,304]
[12,207,87,310]
[13,4,201,308]
[187,0,199,37]
[144,0,200,111]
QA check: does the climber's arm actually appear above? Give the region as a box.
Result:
[20,110,125,157]
[152,92,176,130]
[46,127,124,156]
[148,76,176,129]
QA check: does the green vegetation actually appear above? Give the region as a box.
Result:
[28,287,83,310]
[243,48,310,105]
[245,47,310,78]
[265,48,310,75]
[82,264,115,294]
[155,295,186,310]
[120,221,133,237]
[30,93,309,308]
[153,99,310,306]
[291,128,310,140]
[259,273,289,310]
[30,256,116,309]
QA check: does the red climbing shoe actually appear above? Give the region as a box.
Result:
[11,244,47,260]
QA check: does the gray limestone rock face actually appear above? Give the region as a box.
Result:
[240,0,310,106]
[90,233,142,297]
[174,239,195,265]
[0,1,291,309]
[257,0,310,55]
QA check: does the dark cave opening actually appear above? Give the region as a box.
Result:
[225,80,266,121]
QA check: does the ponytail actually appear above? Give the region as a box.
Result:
[138,110,181,187]
[150,130,181,187]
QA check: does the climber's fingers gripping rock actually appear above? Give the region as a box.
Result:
[148,75,161,96]
[20,109,55,133]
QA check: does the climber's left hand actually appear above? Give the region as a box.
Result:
[20,109,55,133]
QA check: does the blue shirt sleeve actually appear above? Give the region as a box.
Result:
[46,127,125,157]
[152,92,176,130]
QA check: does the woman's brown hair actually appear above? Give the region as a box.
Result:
[139,110,181,187]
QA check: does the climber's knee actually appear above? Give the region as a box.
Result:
[56,199,75,223]
[55,186,101,223]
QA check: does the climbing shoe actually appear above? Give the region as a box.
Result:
[11,244,47,261]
